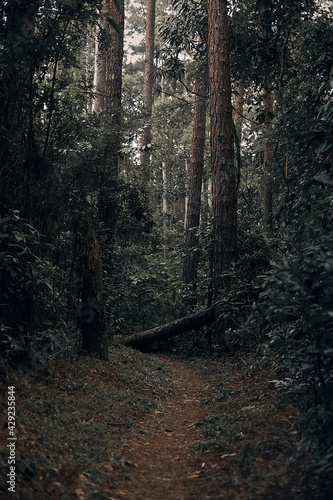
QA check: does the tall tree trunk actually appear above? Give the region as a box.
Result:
[183,60,208,288]
[140,0,156,185]
[100,0,125,229]
[81,0,125,358]
[263,84,273,230]
[260,0,274,231]
[105,0,125,132]
[207,0,237,351]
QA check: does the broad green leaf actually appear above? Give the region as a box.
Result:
[314,172,333,185]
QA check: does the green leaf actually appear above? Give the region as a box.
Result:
[314,141,331,155]
[314,172,333,185]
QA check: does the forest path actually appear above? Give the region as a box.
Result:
[111,356,211,500]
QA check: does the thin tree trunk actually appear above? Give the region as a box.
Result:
[207,0,237,352]
[162,161,168,259]
[105,0,125,131]
[140,0,156,185]
[200,177,207,224]
[235,79,244,145]
[183,60,208,288]
[263,84,273,230]
[260,0,274,231]
[100,0,125,229]
[184,159,189,229]
[234,78,244,190]
[93,28,107,111]
[93,33,99,109]
[207,177,212,212]
[175,195,185,233]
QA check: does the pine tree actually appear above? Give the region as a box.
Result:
[207,0,237,350]
[140,0,156,185]
[183,59,208,289]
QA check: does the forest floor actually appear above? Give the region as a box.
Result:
[0,342,332,499]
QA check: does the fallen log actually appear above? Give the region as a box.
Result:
[118,307,216,349]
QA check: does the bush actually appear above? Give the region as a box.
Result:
[0,212,64,363]
[261,233,333,453]
[217,227,272,349]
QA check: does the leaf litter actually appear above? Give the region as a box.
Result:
[1,346,332,499]
[0,346,172,499]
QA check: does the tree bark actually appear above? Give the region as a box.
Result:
[263,84,273,230]
[183,59,208,288]
[119,307,216,348]
[162,161,169,258]
[99,0,125,232]
[140,0,156,185]
[80,224,108,359]
[207,0,237,351]
[235,79,244,145]
[105,0,125,131]
[93,28,107,111]
[81,1,125,359]
[260,0,274,231]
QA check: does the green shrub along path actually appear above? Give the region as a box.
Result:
[1,343,331,499]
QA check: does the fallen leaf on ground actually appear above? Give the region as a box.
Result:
[221,453,237,459]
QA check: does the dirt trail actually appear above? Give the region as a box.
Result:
[111,357,211,500]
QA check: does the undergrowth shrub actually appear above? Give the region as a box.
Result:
[261,233,333,455]
[217,227,272,349]
[109,245,186,335]
[0,212,65,364]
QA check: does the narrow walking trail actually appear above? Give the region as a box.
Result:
[2,347,325,499]
[111,357,211,500]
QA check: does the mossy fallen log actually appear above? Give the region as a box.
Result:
[118,307,216,349]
